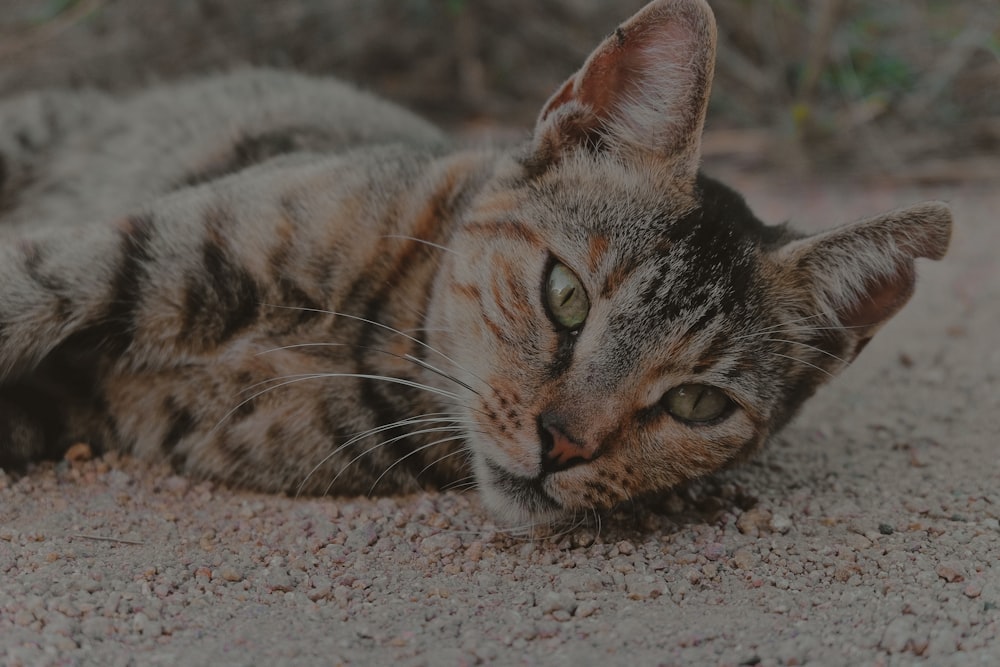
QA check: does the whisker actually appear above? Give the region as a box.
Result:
[217,370,465,439]
[761,337,849,365]
[324,425,470,495]
[400,327,452,335]
[297,415,472,495]
[770,352,834,377]
[380,234,461,256]
[296,412,473,496]
[401,353,484,397]
[215,373,330,432]
[367,434,468,496]
[441,477,479,493]
[259,304,493,393]
[254,341,484,397]
[416,448,470,480]
[734,315,875,343]
[732,312,832,341]
[545,512,587,541]
[745,323,873,339]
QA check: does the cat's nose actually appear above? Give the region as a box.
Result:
[537,413,597,474]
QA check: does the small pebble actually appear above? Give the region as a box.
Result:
[736,508,772,536]
[964,581,983,598]
[732,548,756,570]
[770,513,792,534]
[64,443,94,463]
[935,563,965,583]
[880,616,918,654]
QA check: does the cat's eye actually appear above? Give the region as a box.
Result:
[545,262,590,331]
[663,384,733,424]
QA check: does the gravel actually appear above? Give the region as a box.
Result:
[1,180,998,666]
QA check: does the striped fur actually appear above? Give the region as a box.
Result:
[0,1,951,525]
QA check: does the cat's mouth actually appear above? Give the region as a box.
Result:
[477,456,565,526]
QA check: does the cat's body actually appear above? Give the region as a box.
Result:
[0,0,951,526]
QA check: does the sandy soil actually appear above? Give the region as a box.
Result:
[1,177,997,666]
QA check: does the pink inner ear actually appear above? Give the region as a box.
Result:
[584,21,696,120]
[573,32,642,120]
[838,265,915,331]
[532,0,714,167]
[541,19,696,126]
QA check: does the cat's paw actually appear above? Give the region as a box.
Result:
[0,394,51,470]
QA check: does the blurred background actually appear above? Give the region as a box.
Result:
[1,0,997,183]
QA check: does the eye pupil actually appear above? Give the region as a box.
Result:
[545,262,589,331]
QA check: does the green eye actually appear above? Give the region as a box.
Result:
[545,262,590,331]
[663,384,733,423]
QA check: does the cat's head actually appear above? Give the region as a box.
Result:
[436,0,952,526]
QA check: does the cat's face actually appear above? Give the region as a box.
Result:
[431,0,951,525]
[441,154,847,525]
[441,159,788,524]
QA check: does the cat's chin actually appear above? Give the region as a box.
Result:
[478,484,568,532]
[473,454,569,530]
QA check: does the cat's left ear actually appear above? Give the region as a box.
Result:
[776,201,953,357]
[527,0,717,180]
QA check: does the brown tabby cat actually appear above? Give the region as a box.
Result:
[0,0,951,526]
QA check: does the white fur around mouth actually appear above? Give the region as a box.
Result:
[474,454,567,528]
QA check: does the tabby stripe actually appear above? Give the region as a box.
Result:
[265,196,325,333]
[350,166,467,481]
[481,313,508,343]
[545,333,576,380]
[161,397,196,455]
[488,279,522,334]
[202,237,260,340]
[99,214,156,355]
[20,243,72,322]
[178,127,322,188]
[450,282,481,301]
[313,403,380,490]
[216,436,254,473]
[587,235,609,273]
[179,207,261,347]
[600,262,639,299]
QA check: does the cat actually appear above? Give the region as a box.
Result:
[0,0,951,527]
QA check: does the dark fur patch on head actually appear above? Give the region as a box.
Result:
[606,174,771,363]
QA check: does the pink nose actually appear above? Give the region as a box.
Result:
[538,414,597,474]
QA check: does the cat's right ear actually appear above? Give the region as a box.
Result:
[525,0,717,181]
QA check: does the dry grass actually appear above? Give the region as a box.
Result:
[0,0,996,180]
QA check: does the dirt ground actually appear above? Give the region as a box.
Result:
[1,1,999,665]
[1,174,997,666]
